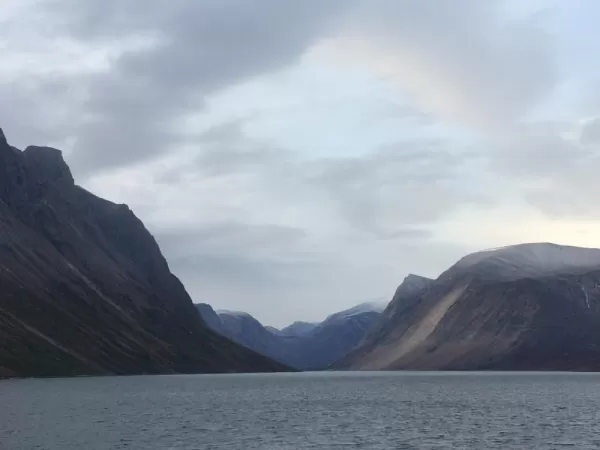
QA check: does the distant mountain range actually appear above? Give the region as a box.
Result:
[0,128,288,377]
[334,243,600,371]
[196,302,384,370]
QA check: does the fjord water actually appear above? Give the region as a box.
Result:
[3,372,600,449]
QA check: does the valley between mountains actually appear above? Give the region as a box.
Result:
[3,127,600,376]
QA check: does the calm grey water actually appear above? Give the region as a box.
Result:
[2,372,600,449]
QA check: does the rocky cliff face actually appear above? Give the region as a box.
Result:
[196,303,384,370]
[0,128,288,377]
[334,244,600,371]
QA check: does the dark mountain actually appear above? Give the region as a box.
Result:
[196,302,384,370]
[277,321,317,337]
[0,128,288,377]
[296,303,384,370]
[334,243,600,371]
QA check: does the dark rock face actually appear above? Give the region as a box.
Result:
[0,129,288,377]
[196,303,383,370]
[334,244,600,371]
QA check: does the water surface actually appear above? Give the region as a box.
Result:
[2,371,600,449]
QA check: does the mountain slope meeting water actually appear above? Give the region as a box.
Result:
[334,243,600,371]
[0,128,289,377]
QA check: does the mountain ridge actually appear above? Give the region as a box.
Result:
[277,321,317,337]
[445,242,600,281]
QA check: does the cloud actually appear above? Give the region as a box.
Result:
[313,0,555,131]
[304,0,600,227]
[311,143,490,237]
[475,114,600,220]
[519,139,600,218]
[0,78,71,149]
[20,0,352,175]
[2,0,556,173]
[580,116,600,146]
[156,221,312,288]
[192,120,487,235]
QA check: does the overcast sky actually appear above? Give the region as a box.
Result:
[2,1,600,326]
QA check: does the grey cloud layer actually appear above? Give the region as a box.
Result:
[337,0,556,129]
[4,0,556,172]
[36,0,354,173]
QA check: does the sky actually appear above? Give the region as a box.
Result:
[2,1,600,326]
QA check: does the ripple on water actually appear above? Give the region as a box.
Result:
[3,372,600,449]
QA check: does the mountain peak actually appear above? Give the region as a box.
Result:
[23,145,74,186]
[395,273,433,298]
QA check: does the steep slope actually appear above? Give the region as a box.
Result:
[0,128,288,377]
[194,303,225,335]
[335,244,600,371]
[196,302,384,370]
